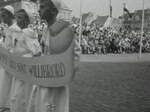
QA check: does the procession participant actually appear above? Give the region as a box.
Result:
[0,5,14,27]
[14,9,41,56]
[27,0,75,112]
[0,5,18,112]
[9,9,41,112]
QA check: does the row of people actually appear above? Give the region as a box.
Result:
[0,0,76,112]
[73,23,150,54]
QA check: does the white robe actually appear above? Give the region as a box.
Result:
[0,23,21,108]
[27,27,71,112]
[0,26,41,112]
[10,28,41,112]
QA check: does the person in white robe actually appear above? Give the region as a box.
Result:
[9,9,41,112]
[27,0,76,112]
[0,5,18,112]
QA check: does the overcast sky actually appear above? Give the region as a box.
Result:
[61,0,150,18]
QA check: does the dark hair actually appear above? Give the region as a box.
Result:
[40,0,58,15]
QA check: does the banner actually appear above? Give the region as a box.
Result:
[0,42,74,87]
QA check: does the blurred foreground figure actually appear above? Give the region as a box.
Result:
[27,0,75,112]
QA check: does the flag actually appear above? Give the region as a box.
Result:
[123,2,132,18]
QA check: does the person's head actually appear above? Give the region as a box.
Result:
[1,5,14,26]
[15,9,32,29]
[39,0,60,23]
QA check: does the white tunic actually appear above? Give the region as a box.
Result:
[0,23,21,109]
[27,27,70,112]
[0,26,41,112]
[10,28,41,112]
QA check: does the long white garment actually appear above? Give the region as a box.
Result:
[27,86,69,112]
[10,27,41,112]
[0,23,21,108]
[27,26,70,112]
[0,69,12,108]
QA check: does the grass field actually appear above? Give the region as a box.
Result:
[70,54,150,112]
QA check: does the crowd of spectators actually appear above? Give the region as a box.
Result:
[28,19,46,42]
[72,23,150,54]
[1,20,150,55]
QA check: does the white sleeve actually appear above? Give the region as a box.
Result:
[25,38,41,55]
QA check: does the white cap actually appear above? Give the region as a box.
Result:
[3,5,14,16]
[51,0,62,12]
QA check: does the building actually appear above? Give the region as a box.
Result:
[80,12,122,29]
[122,12,135,30]
[81,12,109,27]
[111,18,122,29]
[0,0,39,20]
[104,17,122,29]
[0,0,72,22]
[122,8,150,32]
[131,9,150,32]
[57,1,72,22]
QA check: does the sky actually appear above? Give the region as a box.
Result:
[61,0,150,18]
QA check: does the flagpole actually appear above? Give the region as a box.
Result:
[122,1,125,29]
[109,0,111,18]
[139,0,145,58]
[79,0,83,47]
